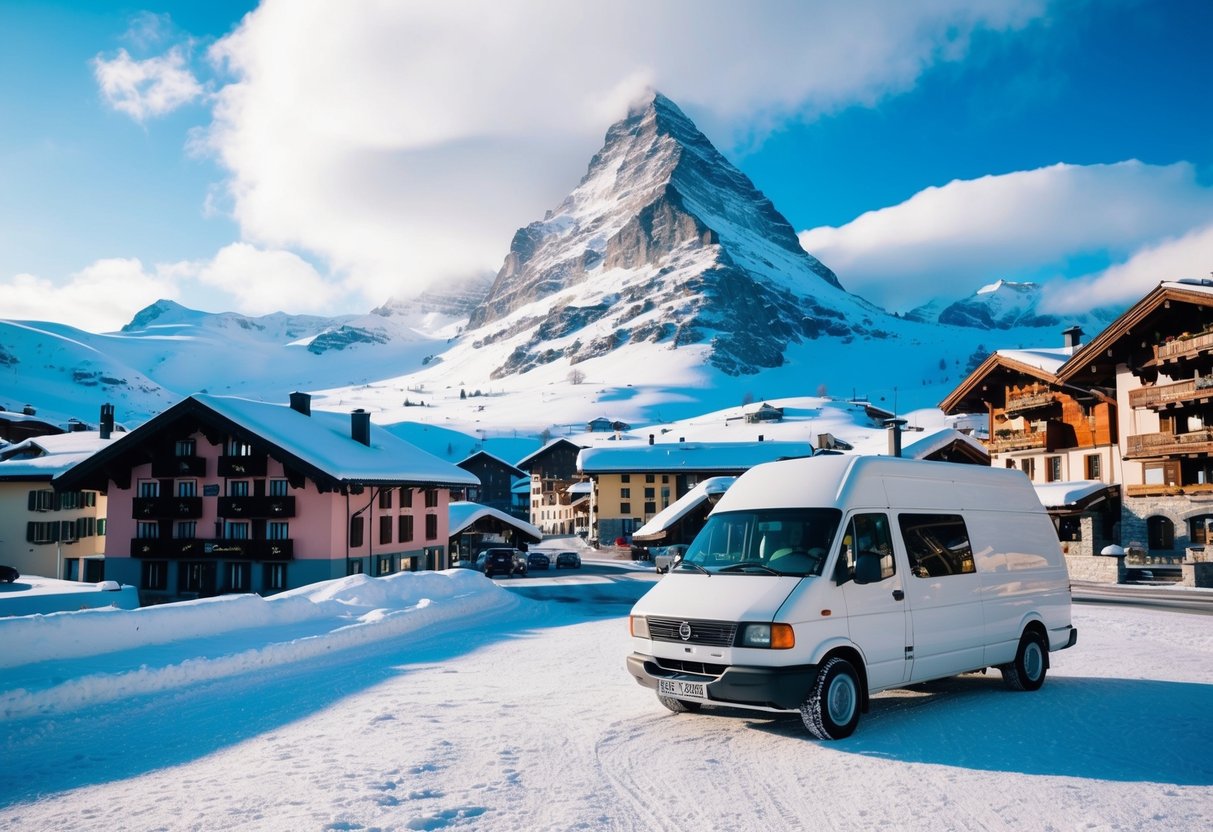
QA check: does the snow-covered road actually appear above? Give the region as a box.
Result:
[2,567,1212,831]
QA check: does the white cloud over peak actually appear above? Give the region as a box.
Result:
[192,243,344,316]
[93,45,203,121]
[798,161,1213,312]
[0,260,180,332]
[199,0,1046,302]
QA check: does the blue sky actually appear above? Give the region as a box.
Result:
[1,0,1211,331]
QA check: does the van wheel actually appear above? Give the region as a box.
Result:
[1001,630,1047,691]
[800,657,861,740]
[658,695,702,713]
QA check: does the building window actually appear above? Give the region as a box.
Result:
[227,439,252,456]
[379,489,393,509]
[377,555,394,576]
[380,515,393,545]
[424,514,438,540]
[1058,517,1082,542]
[1143,461,1180,487]
[1046,456,1062,483]
[180,561,213,594]
[268,522,289,540]
[225,562,250,592]
[1020,458,1035,480]
[346,559,364,576]
[175,521,196,539]
[399,515,414,542]
[136,521,159,539]
[264,563,287,590]
[1147,516,1175,551]
[620,488,631,499]
[175,439,196,457]
[142,561,167,591]
[177,479,197,497]
[401,487,413,507]
[644,487,655,499]
[645,474,655,483]
[224,521,249,540]
[620,502,631,514]
[1085,454,1102,480]
[269,479,290,496]
[228,480,250,497]
[138,480,160,498]
[424,489,439,508]
[349,516,365,548]
[644,501,656,514]
[621,474,630,483]
[26,489,54,512]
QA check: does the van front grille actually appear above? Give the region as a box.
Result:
[654,657,727,677]
[646,617,737,647]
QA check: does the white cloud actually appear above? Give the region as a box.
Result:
[798,161,1213,311]
[0,260,181,332]
[1041,223,1213,314]
[93,45,203,121]
[200,0,1046,302]
[191,243,345,315]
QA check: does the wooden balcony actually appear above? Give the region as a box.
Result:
[1129,377,1213,410]
[130,537,293,560]
[1004,388,1057,414]
[151,455,207,478]
[1125,429,1213,459]
[217,455,268,477]
[1126,482,1213,498]
[988,430,1049,453]
[132,496,203,519]
[217,495,296,518]
[1155,330,1213,364]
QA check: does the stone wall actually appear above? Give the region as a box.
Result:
[1064,554,1122,583]
[1180,561,1213,588]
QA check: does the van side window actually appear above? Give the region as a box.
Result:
[841,513,895,583]
[898,514,975,578]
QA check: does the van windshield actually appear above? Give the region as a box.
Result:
[676,508,842,576]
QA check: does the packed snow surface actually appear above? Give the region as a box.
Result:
[1,564,1211,831]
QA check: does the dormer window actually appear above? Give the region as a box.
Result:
[227,439,252,457]
[175,439,196,457]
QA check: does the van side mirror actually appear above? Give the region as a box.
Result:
[833,555,850,585]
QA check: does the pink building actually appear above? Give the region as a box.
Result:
[57,393,479,603]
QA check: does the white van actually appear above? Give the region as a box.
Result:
[625,455,1077,739]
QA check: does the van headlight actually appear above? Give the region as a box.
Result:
[629,616,650,639]
[739,623,794,649]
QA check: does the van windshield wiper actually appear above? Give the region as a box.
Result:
[717,561,784,576]
[677,560,711,576]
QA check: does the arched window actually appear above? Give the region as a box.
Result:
[1147,516,1174,551]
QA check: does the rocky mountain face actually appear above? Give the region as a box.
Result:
[466,92,888,378]
[910,280,1118,331]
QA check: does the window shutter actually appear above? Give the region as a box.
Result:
[28,491,37,511]
[26,522,36,543]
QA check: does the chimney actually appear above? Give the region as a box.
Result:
[351,409,371,446]
[22,404,35,416]
[648,434,654,445]
[1063,326,1083,352]
[758,434,764,442]
[100,403,114,440]
[885,418,907,458]
[289,391,312,416]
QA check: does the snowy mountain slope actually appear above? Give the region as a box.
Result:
[911,279,1121,330]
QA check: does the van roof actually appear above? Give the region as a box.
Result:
[714,455,1044,514]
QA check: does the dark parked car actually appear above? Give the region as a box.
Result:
[527,552,550,570]
[555,551,581,569]
[0,564,19,583]
[476,548,527,577]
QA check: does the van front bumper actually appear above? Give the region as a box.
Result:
[626,653,818,711]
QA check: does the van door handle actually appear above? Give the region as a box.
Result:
[892,589,904,601]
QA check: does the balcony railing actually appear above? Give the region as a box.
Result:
[151,456,207,478]
[130,537,293,560]
[217,455,268,477]
[1129,377,1213,410]
[988,430,1049,453]
[1004,388,1057,414]
[1125,429,1213,459]
[1126,482,1213,498]
[217,496,296,518]
[1155,330,1213,364]
[132,496,203,519]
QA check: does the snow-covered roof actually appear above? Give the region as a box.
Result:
[57,395,479,490]
[994,347,1073,375]
[578,441,812,473]
[567,481,592,496]
[515,437,584,469]
[0,431,117,480]
[447,501,542,541]
[1034,480,1118,510]
[633,476,735,541]
[457,450,525,476]
[901,428,988,461]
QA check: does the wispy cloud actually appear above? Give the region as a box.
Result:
[798,161,1213,311]
[190,243,344,316]
[93,45,203,121]
[0,260,181,332]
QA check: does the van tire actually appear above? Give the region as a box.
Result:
[1001,630,1047,691]
[800,657,861,740]
[658,695,702,713]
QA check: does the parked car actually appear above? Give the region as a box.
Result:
[554,551,581,569]
[451,558,478,570]
[475,548,520,578]
[527,551,550,570]
[652,544,687,574]
[0,564,18,583]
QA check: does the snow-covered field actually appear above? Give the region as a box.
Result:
[2,563,1211,831]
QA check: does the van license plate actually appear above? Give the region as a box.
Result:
[659,679,708,699]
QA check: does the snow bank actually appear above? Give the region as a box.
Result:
[0,569,516,720]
